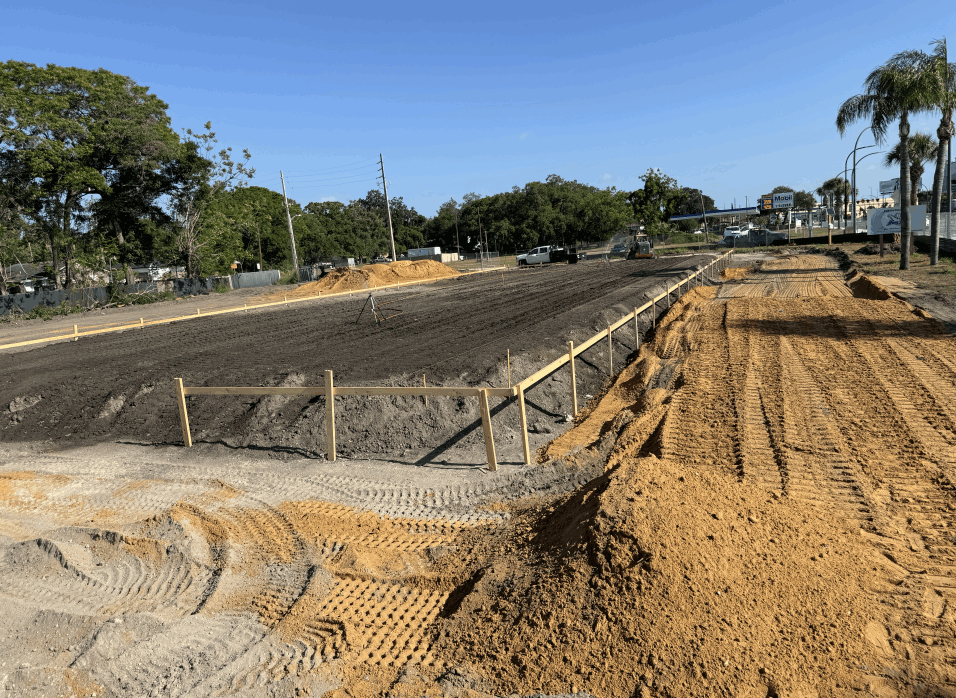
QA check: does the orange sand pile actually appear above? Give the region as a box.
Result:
[268,260,459,301]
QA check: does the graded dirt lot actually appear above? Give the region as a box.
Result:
[0,255,710,460]
[5,251,956,697]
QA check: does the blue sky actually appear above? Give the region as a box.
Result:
[5,0,954,215]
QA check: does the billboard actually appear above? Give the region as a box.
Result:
[772,192,794,208]
[879,178,900,195]
[868,206,926,235]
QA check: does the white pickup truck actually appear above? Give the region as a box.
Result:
[516,245,582,266]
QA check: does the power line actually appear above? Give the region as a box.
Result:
[287,176,380,189]
[284,169,381,184]
[281,159,379,176]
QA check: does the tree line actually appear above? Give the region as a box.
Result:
[0,61,720,293]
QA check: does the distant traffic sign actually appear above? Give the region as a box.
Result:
[879,178,900,195]
[772,192,794,209]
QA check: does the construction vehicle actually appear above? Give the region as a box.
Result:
[624,233,655,260]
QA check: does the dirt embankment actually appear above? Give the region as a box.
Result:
[425,256,956,697]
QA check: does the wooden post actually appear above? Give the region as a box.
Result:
[197,308,200,315]
[634,308,640,349]
[423,375,428,407]
[140,318,144,329]
[666,286,671,307]
[507,349,512,388]
[175,378,192,448]
[652,299,656,329]
[244,303,247,312]
[568,341,578,415]
[325,370,336,462]
[73,324,78,342]
[607,325,613,376]
[478,389,497,471]
[517,384,531,465]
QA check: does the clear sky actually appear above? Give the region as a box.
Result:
[5,0,954,215]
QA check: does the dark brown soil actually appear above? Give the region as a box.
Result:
[1,257,713,461]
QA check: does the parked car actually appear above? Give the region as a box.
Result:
[750,228,789,245]
[610,243,628,254]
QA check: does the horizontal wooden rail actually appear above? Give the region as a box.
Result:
[183,385,516,398]
[176,372,521,471]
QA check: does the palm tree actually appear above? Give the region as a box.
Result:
[920,39,955,265]
[837,49,931,270]
[883,132,939,205]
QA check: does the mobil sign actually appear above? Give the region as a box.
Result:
[772,192,794,209]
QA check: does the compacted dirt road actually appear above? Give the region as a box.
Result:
[3,252,956,697]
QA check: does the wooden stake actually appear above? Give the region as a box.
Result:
[607,325,613,376]
[423,374,428,406]
[197,308,200,315]
[652,299,656,329]
[634,308,640,349]
[507,349,511,388]
[568,341,578,415]
[140,317,144,329]
[73,324,78,341]
[325,369,336,462]
[175,378,192,448]
[517,383,530,465]
[478,389,497,471]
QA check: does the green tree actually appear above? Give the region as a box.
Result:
[627,169,677,228]
[167,123,254,277]
[837,49,933,269]
[0,61,181,287]
[794,191,817,232]
[883,132,938,205]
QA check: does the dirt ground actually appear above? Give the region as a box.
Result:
[0,255,710,462]
[6,250,956,697]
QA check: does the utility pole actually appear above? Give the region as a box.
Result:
[280,171,299,272]
[378,154,397,263]
[454,208,461,259]
[477,205,485,270]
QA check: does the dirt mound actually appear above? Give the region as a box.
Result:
[432,448,878,698]
[292,260,459,297]
[720,266,749,281]
[856,242,901,255]
[846,270,894,300]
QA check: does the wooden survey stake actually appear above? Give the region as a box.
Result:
[175,378,192,448]
[478,389,497,471]
[568,340,578,415]
[325,370,336,461]
[517,383,530,465]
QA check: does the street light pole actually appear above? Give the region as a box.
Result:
[851,127,874,236]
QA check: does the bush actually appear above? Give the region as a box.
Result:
[279,268,299,285]
[214,282,231,293]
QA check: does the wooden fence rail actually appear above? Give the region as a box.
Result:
[173,251,733,472]
[175,372,520,472]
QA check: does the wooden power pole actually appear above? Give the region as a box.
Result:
[280,171,299,271]
[379,154,397,263]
